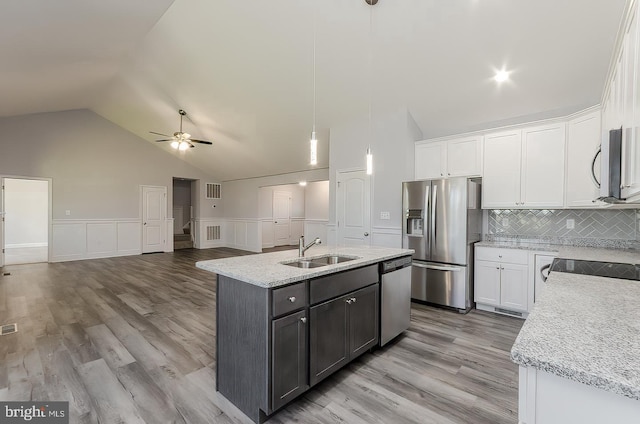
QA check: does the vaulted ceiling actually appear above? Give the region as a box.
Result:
[1,0,628,180]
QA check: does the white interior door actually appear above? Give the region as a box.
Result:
[273,191,291,246]
[0,178,4,268]
[336,170,371,246]
[142,186,166,253]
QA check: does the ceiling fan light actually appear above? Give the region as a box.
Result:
[182,132,191,140]
[170,141,180,149]
[178,141,189,151]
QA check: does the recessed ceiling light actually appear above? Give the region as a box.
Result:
[494,70,509,83]
[299,181,307,186]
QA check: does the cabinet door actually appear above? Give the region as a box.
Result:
[500,263,529,312]
[623,7,640,200]
[482,130,522,208]
[447,136,483,177]
[474,261,501,306]
[309,295,349,386]
[415,142,446,180]
[272,310,308,411]
[521,123,566,208]
[347,284,378,359]
[566,111,604,207]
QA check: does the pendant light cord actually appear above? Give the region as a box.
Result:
[312,0,317,134]
[368,2,373,149]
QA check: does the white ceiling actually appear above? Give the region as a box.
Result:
[1,0,629,181]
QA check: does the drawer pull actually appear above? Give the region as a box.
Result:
[288,296,296,303]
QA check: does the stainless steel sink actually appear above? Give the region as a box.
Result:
[281,255,358,268]
[282,260,326,269]
[310,255,357,265]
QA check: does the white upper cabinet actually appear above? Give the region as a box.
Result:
[521,123,566,208]
[566,110,604,208]
[415,141,445,180]
[622,5,640,200]
[446,136,483,177]
[415,136,482,180]
[483,124,565,208]
[483,130,522,208]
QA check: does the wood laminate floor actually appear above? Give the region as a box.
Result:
[0,248,523,424]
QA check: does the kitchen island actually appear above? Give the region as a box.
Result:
[196,246,413,423]
[511,246,640,423]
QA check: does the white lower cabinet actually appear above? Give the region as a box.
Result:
[475,246,529,317]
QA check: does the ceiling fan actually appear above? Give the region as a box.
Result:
[150,109,213,150]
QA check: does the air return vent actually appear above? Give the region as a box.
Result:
[206,183,221,199]
[1,323,17,336]
[207,225,221,241]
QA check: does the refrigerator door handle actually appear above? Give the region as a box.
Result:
[431,186,437,251]
[412,263,462,272]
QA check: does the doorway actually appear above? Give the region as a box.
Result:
[173,178,196,250]
[336,170,371,246]
[2,178,50,265]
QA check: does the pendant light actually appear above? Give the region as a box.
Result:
[309,0,318,166]
[365,0,376,175]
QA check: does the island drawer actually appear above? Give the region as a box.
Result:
[273,282,308,318]
[310,264,378,305]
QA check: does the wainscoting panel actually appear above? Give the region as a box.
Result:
[371,227,402,248]
[194,218,225,249]
[86,222,117,256]
[303,220,328,244]
[289,219,305,245]
[51,220,142,262]
[225,219,262,253]
[261,219,274,249]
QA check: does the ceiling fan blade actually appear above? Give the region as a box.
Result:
[155,139,173,142]
[150,131,172,137]
[190,139,213,145]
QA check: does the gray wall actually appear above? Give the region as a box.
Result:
[223,168,329,220]
[0,109,222,221]
[258,184,305,220]
[305,181,329,221]
[329,108,421,244]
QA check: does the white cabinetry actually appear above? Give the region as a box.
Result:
[482,124,565,208]
[415,136,482,180]
[566,110,604,208]
[415,141,445,180]
[475,246,529,317]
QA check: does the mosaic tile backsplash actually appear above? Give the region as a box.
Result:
[488,209,640,243]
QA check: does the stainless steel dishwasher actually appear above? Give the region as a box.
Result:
[379,256,412,346]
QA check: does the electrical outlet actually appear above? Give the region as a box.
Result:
[566,219,575,229]
[65,210,71,216]
[502,217,509,226]
[380,211,390,220]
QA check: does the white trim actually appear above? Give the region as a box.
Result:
[5,242,48,249]
[193,218,226,249]
[51,219,142,262]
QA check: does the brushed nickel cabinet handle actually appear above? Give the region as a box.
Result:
[288,296,296,303]
[300,317,307,323]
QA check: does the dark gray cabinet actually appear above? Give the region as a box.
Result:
[310,283,378,386]
[272,310,308,411]
[216,263,380,423]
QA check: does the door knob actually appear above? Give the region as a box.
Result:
[144,222,147,226]
[364,232,369,237]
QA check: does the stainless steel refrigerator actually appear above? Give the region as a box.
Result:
[402,178,482,312]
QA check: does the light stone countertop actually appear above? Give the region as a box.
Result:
[475,240,560,252]
[196,246,414,288]
[511,246,640,400]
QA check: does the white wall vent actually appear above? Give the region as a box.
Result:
[207,225,221,241]
[206,183,221,199]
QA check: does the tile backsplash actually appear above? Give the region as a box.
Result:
[487,209,640,242]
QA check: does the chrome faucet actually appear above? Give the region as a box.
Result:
[299,236,321,257]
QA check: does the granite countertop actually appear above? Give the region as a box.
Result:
[475,240,560,252]
[511,246,640,400]
[196,246,414,288]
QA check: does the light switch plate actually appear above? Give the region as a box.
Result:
[566,219,575,229]
[65,210,71,216]
[380,211,390,220]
